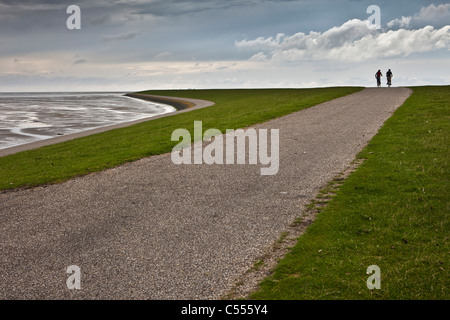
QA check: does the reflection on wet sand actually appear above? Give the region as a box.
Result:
[0,92,176,150]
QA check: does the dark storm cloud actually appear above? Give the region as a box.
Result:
[129,0,303,17]
[102,31,141,42]
[73,58,87,65]
[0,0,67,10]
[0,0,111,7]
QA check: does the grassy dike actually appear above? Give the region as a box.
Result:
[249,86,449,300]
[0,87,361,191]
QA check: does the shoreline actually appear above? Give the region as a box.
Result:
[0,93,215,158]
[124,93,194,110]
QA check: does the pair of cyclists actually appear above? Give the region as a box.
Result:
[375,69,393,87]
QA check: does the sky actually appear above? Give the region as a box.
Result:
[0,0,449,92]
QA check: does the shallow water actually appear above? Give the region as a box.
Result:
[0,92,176,150]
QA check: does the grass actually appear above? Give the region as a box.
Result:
[2,85,447,300]
[249,86,449,300]
[0,87,361,191]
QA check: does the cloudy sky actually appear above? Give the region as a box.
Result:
[0,0,449,92]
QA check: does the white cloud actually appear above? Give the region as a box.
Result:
[387,16,412,29]
[236,19,450,63]
[249,52,269,62]
[387,3,450,29]
[415,3,450,26]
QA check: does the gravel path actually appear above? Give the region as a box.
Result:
[0,88,412,299]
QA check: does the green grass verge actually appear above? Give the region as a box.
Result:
[0,87,361,191]
[249,86,449,300]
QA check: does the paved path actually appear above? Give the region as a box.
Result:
[0,88,412,299]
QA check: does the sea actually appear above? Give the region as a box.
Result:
[0,92,176,150]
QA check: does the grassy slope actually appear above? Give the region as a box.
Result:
[250,86,449,300]
[0,87,361,190]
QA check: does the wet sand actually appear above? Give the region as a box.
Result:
[0,94,215,158]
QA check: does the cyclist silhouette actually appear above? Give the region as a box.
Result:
[386,69,393,87]
[375,70,382,87]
